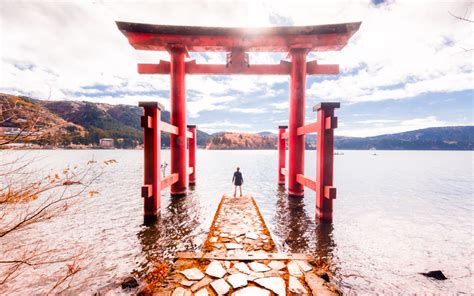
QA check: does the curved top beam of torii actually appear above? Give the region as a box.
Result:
[115,21,361,75]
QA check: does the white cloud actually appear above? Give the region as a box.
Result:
[230,107,266,114]
[303,1,473,103]
[198,121,251,128]
[197,120,252,133]
[187,95,237,118]
[356,119,398,124]
[270,102,289,109]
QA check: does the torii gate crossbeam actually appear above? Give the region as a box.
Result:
[116,21,361,222]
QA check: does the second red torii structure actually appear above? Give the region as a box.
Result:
[116,21,360,222]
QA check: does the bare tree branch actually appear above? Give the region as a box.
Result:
[0,96,115,293]
[449,11,474,23]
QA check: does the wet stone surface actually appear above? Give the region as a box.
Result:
[150,195,340,295]
[227,273,248,289]
[205,261,226,278]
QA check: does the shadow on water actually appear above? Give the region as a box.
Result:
[137,191,202,273]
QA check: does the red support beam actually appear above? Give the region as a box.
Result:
[138,60,339,76]
[296,174,317,192]
[170,46,188,196]
[287,48,308,197]
[187,125,196,185]
[281,168,288,176]
[281,131,289,139]
[160,121,179,135]
[161,173,179,189]
[324,186,337,199]
[297,121,319,136]
[278,126,287,185]
[186,60,289,75]
[139,101,164,221]
[315,102,340,222]
[306,60,339,75]
[138,60,170,74]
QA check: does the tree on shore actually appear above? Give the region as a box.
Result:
[0,97,114,293]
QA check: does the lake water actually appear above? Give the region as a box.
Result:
[0,150,472,294]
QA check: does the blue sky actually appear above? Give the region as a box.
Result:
[0,0,472,136]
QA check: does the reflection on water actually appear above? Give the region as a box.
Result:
[0,150,472,294]
[315,222,335,263]
[273,186,336,272]
[138,191,202,273]
[274,187,314,253]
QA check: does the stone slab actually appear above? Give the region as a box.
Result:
[234,262,252,274]
[180,280,195,287]
[225,243,243,250]
[255,277,286,295]
[249,262,271,272]
[287,261,303,277]
[180,268,205,281]
[245,232,259,240]
[268,261,286,271]
[205,261,226,278]
[191,277,212,292]
[296,260,313,272]
[210,278,231,295]
[227,273,248,289]
[194,288,209,296]
[172,287,191,296]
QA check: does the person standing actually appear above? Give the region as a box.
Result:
[232,167,244,197]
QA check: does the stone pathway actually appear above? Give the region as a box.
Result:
[202,194,276,255]
[155,195,341,295]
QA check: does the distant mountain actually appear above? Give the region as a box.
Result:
[40,100,145,148]
[1,93,210,148]
[336,126,474,150]
[40,100,212,148]
[257,131,277,137]
[0,94,85,145]
[1,93,472,150]
[231,127,473,150]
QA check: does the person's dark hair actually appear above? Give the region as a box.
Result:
[237,167,240,171]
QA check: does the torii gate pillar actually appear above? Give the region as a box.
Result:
[288,49,308,197]
[169,46,188,196]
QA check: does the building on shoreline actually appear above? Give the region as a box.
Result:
[99,138,114,148]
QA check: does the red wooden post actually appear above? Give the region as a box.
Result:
[139,101,164,221]
[288,48,308,197]
[278,125,287,185]
[169,46,187,196]
[187,125,196,185]
[315,102,340,222]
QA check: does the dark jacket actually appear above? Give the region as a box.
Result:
[232,171,243,186]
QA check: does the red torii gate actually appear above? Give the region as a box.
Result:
[116,21,360,222]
